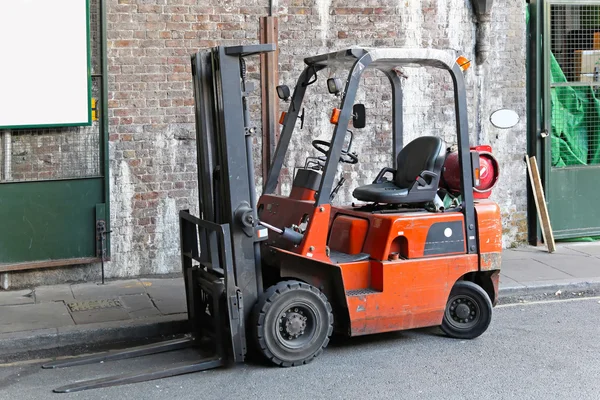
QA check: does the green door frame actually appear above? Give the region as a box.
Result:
[0,0,110,272]
[527,0,545,245]
[529,0,600,242]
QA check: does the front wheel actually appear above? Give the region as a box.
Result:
[441,281,492,339]
[251,280,333,367]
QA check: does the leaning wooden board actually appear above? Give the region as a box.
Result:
[526,155,556,253]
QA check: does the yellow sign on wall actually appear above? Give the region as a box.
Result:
[91,98,98,121]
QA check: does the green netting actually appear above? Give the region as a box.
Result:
[549,54,600,166]
[547,19,600,166]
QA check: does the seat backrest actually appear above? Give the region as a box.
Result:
[394,136,446,189]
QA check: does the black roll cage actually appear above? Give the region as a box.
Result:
[263,47,478,255]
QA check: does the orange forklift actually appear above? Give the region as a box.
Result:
[44,45,502,392]
[254,47,502,365]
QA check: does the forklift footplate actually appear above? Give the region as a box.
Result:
[329,250,370,263]
[346,288,380,296]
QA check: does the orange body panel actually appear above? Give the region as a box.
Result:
[339,261,371,291]
[290,187,317,201]
[259,194,469,264]
[258,194,331,262]
[328,215,369,254]
[474,200,503,271]
[345,255,478,336]
[333,207,466,261]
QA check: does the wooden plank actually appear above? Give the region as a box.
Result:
[0,257,101,273]
[260,16,279,185]
[526,155,556,253]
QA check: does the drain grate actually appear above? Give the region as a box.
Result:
[67,299,122,312]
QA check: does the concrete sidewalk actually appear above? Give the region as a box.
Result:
[499,242,600,297]
[2,243,600,362]
[0,278,189,362]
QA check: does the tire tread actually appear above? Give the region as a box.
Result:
[441,280,493,340]
[251,280,333,367]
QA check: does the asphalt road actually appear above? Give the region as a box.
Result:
[1,297,600,400]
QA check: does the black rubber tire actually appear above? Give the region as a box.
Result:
[251,280,333,367]
[441,280,493,339]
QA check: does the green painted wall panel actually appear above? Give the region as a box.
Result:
[0,178,103,264]
[548,166,600,239]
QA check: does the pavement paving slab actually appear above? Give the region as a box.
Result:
[69,306,131,325]
[0,289,34,306]
[34,284,75,303]
[119,293,161,319]
[142,278,186,315]
[150,296,187,315]
[500,258,574,282]
[530,254,600,278]
[0,302,73,334]
[499,274,523,288]
[501,244,589,260]
[71,280,147,300]
[564,243,600,257]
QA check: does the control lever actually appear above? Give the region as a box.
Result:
[258,220,304,245]
[330,177,346,202]
[299,108,305,129]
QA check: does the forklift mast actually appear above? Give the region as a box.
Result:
[190,44,274,319]
[42,45,275,394]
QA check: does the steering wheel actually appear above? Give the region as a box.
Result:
[312,139,358,164]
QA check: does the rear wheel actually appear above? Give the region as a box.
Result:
[251,280,333,367]
[441,280,492,339]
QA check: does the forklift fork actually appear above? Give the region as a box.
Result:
[43,211,244,393]
[43,337,223,393]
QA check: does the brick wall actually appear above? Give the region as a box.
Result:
[104,0,527,278]
[4,0,528,285]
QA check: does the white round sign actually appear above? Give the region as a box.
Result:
[490,109,520,129]
[444,228,452,238]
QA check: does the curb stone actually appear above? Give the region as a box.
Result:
[497,279,600,304]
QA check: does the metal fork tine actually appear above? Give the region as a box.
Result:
[52,358,224,393]
[42,337,194,369]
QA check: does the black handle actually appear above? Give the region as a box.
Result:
[373,167,396,184]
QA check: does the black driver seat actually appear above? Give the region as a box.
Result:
[352,136,446,204]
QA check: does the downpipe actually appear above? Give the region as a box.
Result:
[268,0,278,16]
[2,129,11,181]
[0,129,11,289]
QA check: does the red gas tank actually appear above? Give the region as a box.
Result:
[442,145,499,199]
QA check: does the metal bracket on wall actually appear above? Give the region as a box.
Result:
[96,220,107,284]
[96,204,110,284]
